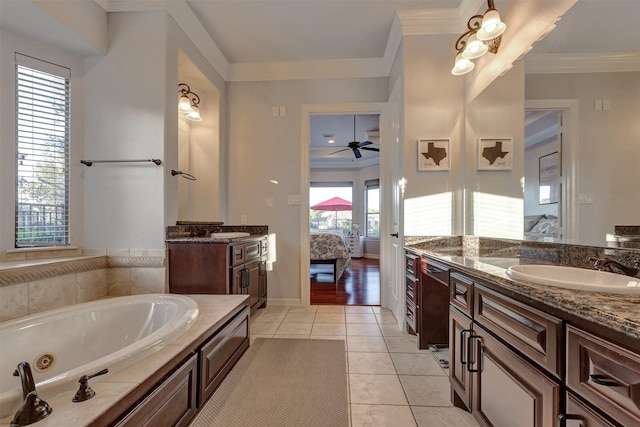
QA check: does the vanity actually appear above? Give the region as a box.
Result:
[406,237,640,427]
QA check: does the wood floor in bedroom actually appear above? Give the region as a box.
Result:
[310,258,380,306]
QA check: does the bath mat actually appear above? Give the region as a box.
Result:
[190,338,348,427]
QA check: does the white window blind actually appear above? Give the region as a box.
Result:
[15,54,70,247]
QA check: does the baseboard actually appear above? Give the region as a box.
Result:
[267,298,302,307]
[364,253,380,259]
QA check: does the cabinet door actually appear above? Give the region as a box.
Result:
[246,260,260,310]
[419,262,449,348]
[450,307,473,411]
[470,323,561,427]
[258,259,267,308]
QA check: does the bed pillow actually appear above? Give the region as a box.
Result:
[529,217,558,235]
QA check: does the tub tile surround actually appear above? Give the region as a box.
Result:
[407,235,640,347]
[0,249,166,322]
[0,295,249,427]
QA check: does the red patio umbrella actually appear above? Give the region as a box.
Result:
[310,197,352,229]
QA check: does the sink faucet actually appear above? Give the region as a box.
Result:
[590,257,640,278]
[11,362,52,426]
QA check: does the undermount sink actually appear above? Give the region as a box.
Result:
[210,232,251,238]
[506,265,640,294]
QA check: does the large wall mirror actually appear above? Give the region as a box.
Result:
[468,0,639,250]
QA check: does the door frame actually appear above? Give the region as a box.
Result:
[300,102,388,307]
[525,99,579,241]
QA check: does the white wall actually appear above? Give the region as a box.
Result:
[226,78,387,302]
[464,61,526,239]
[526,72,640,242]
[0,29,86,253]
[401,35,465,237]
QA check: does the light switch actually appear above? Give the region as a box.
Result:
[594,100,602,111]
[240,214,248,224]
[279,106,287,116]
[287,195,301,205]
[272,106,279,117]
[578,193,593,204]
[603,100,611,111]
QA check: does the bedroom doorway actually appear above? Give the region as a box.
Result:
[308,113,381,306]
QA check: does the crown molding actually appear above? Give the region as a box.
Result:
[526,52,640,74]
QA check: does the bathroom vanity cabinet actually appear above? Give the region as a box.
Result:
[404,250,450,349]
[167,236,268,312]
[443,266,640,427]
[111,304,250,427]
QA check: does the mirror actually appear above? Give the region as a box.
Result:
[468,0,640,250]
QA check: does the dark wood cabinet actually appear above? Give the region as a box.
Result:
[168,237,267,313]
[563,392,617,427]
[405,250,420,334]
[449,272,561,427]
[419,257,449,348]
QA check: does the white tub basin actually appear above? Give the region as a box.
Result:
[0,294,199,417]
[211,232,250,238]
[506,265,640,294]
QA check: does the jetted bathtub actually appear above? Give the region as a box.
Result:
[0,294,199,418]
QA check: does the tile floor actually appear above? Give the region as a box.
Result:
[250,305,479,427]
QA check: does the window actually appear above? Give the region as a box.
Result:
[365,180,380,237]
[309,183,352,232]
[15,54,70,247]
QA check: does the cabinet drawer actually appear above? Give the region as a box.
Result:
[422,257,449,286]
[406,275,418,305]
[199,307,250,404]
[405,251,419,279]
[474,284,563,379]
[566,325,640,427]
[565,391,617,427]
[244,241,261,261]
[450,272,473,318]
[116,354,198,427]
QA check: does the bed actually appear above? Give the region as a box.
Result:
[310,232,352,282]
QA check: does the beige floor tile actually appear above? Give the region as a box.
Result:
[412,406,479,427]
[250,322,280,335]
[311,323,346,336]
[346,323,382,336]
[399,375,452,407]
[346,313,378,324]
[316,305,345,314]
[391,353,447,376]
[287,306,318,314]
[275,322,313,335]
[351,404,417,427]
[379,324,407,336]
[345,306,374,314]
[349,374,409,405]
[348,352,397,374]
[250,334,273,344]
[315,313,346,323]
[347,336,388,352]
[384,335,422,353]
[282,312,316,323]
[251,310,287,323]
[309,336,347,343]
[375,312,398,325]
[271,334,310,339]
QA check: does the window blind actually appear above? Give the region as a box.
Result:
[15,54,70,247]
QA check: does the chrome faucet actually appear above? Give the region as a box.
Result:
[590,257,640,278]
[11,362,52,426]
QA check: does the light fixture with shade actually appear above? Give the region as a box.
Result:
[178,83,202,121]
[451,0,507,76]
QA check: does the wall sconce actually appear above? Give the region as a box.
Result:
[451,0,507,76]
[178,83,202,121]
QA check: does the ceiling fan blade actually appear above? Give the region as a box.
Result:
[353,148,362,159]
[360,146,379,152]
[328,148,350,155]
[359,140,373,147]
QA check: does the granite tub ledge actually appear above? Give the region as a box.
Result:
[411,246,640,351]
[0,294,249,427]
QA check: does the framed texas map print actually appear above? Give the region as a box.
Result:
[477,138,513,170]
[418,139,450,171]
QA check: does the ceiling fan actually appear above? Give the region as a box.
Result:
[328,115,380,159]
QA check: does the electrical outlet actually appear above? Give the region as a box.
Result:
[578,193,593,204]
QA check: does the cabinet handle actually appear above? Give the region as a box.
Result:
[455,288,467,297]
[589,374,619,387]
[558,414,582,427]
[466,335,481,373]
[460,329,471,365]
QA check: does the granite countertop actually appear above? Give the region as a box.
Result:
[408,246,640,350]
[0,295,249,427]
[165,234,268,243]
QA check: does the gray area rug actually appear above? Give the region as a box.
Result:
[190,338,348,427]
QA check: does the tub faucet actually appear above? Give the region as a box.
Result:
[590,257,640,278]
[11,362,52,426]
